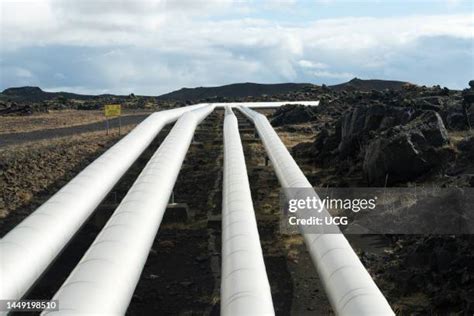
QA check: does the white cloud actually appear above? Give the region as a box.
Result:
[298,60,328,69]
[14,67,34,78]
[314,0,335,5]
[45,85,112,95]
[312,70,354,79]
[0,0,472,93]
[3,0,471,50]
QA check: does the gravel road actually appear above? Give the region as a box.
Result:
[0,114,149,147]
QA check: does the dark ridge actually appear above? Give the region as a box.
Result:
[156,82,313,101]
[1,86,99,102]
[1,78,414,104]
[0,86,124,102]
[329,78,411,92]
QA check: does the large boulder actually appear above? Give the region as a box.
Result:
[458,136,474,160]
[0,102,33,116]
[309,128,340,163]
[291,126,340,164]
[412,96,446,112]
[447,112,469,130]
[338,104,410,157]
[363,111,451,185]
[271,104,316,126]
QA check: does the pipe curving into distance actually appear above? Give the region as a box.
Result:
[213,101,319,108]
[0,104,208,302]
[42,105,215,315]
[237,106,394,316]
[221,107,274,316]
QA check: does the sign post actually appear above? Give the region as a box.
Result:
[104,104,122,135]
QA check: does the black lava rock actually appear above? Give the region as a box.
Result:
[363,111,451,185]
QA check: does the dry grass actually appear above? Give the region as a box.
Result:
[275,124,315,147]
[449,129,473,145]
[0,125,136,153]
[393,292,430,314]
[0,109,152,134]
[0,110,104,134]
[0,126,138,219]
[282,235,305,263]
[277,132,314,147]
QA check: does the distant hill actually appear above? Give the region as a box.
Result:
[329,78,410,92]
[156,82,313,101]
[0,86,101,102]
[1,79,413,104]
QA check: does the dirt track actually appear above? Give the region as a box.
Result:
[0,113,149,147]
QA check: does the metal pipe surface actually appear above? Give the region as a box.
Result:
[0,104,207,302]
[42,105,215,315]
[237,106,394,316]
[221,107,274,316]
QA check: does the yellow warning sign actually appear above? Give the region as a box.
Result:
[104,104,121,117]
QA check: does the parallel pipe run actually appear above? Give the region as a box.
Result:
[221,107,274,316]
[213,101,319,108]
[237,106,394,316]
[0,104,207,302]
[42,105,215,315]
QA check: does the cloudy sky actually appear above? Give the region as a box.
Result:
[0,0,472,95]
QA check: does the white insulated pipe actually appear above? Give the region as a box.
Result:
[213,101,319,108]
[0,104,208,302]
[221,107,274,316]
[237,106,394,316]
[42,105,215,315]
